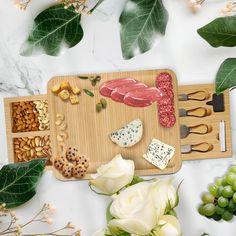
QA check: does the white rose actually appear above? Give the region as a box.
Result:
[108,182,157,235]
[89,154,135,194]
[92,229,106,236]
[154,215,181,236]
[150,178,178,218]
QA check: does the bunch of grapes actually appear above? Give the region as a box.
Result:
[198,165,236,221]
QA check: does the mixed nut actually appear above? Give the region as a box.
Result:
[13,136,52,164]
[12,100,49,133]
[55,113,68,154]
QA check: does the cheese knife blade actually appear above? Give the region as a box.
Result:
[178,94,188,101]
[179,108,188,117]
[180,125,190,139]
[181,145,192,154]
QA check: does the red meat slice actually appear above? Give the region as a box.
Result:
[110,82,148,103]
[99,78,137,97]
[123,87,164,107]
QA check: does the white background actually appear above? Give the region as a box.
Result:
[0,0,236,235]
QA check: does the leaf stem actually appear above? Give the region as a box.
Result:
[90,0,105,13]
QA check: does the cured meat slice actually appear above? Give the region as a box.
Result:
[158,97,173,107]
[99,78,137,97]
[156,73,173,89]
[158,104,175,115]
[110,82,148,103]
[124,87,163,107]
[159,113,176,128]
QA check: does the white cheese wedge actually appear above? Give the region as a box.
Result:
[110,119,143,148]
[143,138,175,170]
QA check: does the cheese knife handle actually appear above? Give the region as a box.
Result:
[187,107,211,117]
[188,91,210,101]
[189,124,212,134]
[191,142,213,152]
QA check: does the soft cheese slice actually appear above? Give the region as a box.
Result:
[143,138,175,170]
[110,119,143,147]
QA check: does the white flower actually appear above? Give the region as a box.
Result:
[108,182,157,235]
[151,178,178,219]
[89,154,135,194]
[154,215,181,236]
[92,229,106,236]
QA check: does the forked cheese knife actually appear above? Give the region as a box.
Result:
[179,107,211,117]
[178,91,210,101]
[181,142,213,154]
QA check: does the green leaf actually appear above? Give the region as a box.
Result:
[197,16,236,47]
[215,58,236,94]
[20,4,84,56]
[128,175,145,186]
[119,0,169,59]
[201,234,209,236]
[0,159,47,208]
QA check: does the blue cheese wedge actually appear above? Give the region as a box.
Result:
[110,119,143,147]
[143,138,175,170]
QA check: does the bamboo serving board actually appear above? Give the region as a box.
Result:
[4,95,52,168]
[178,84,232,161]
[47,69,182,180]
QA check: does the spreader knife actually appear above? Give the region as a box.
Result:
[179,107,211,117]
[181,143,213,154]
[178,91,210,101]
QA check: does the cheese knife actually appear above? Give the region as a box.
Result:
[179,107,211,117]
[181,142,213,154]
[180,124,212,139]
[179,91,210,101]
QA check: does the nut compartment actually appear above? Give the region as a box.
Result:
[4,95,52,165]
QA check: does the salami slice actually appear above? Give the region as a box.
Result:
[158,104,175,115]
[158,96,173,106]
[156,72,173,89]
[99,78,137,97]
[159,113,176,128]
[110,82,148,103]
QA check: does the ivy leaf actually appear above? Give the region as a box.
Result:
[197,16,236,47]
[119,0,169,59]
[0,159,47,208]
[215,58,236,94]
[20,4,84,56]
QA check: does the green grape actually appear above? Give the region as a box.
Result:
[203,203,215,216]
[229,166,236,174]
[232,181,236,191]
[215,177,223,186]
[198,205,205,216]
[218,196,229,208]
[228,199,236,212]
[208,184,219,197]
[222,185,234,198]
[222,177,228,186]
[215,205,225,215]
[233,192,236,204]
[222,210,233,221]
[218,186,224,196]
[202,192,215,204]
[212,213,222,221]
[226,172,236,186]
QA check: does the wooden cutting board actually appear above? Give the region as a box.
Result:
[47,69,181,180]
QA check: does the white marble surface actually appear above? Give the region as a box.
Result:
[0,0,236,235]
